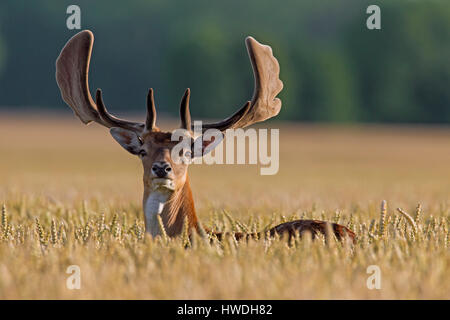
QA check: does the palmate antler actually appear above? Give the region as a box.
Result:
[55,31,148,133]
[56,30,283,135]
[198,36,283,132]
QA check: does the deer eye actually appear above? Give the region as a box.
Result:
[138,150,147,157]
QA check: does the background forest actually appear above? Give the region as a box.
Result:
[0,0,448,123]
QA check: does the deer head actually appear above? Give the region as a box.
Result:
[56,30,283,237]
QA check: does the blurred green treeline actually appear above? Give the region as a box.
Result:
[0,0,448,123]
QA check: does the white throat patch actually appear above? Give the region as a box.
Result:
[145,191,170,237]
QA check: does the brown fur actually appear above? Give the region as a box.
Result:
[159,177,197,237]
[56,30,356,244]
[140,129,357,243]
[204,220,356,243]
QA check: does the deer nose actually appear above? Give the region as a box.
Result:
[151,162,172,178]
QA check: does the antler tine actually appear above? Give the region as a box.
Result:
[195,36,283,132]
[145,88,157,131]
[95,89,110,125]
[201,101,251,132]
[95,89,144,133]
[180,88,192,130]
[56,30,144,134]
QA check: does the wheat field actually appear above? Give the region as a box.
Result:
[0,114,449,299]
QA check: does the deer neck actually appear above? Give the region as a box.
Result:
[143,176,197,237]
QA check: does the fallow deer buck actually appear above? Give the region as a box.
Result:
[56,30,355,243]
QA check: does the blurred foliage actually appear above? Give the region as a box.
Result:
[0,0,448,123]
[0,35,4,77]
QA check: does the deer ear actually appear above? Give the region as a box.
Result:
[110,127,142,155]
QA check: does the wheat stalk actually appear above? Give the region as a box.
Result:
[156,214,168,243]
[50,219,58,245]
[1,204,8,239]
[415,203,422,225]
[397,207,418,237]
[379,200,387,238]
[35,218,47,245]
[181,216,191,248]
[333,210,341,224]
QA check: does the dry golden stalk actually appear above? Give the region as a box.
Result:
[1,204,8,239]
[397,208,418,237]
[110,214,121,238]
[156,214,168,243]
[35,218,46,245]
[133,219,143,240]
[50,219,58,245]
[196,220,208,239]
[99,212,106,233]
[347,213,354,231]
[393,215,401,230]
[415,203,422,225]
[369,219,376,234]
[223,210,238,232]
[83,223,91,242]
[110,213,118,230]
[445,232,449,249]
[379,200,387,237]
[333,210,341,224]
[182,216,191,248]
[235,220,249,234]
